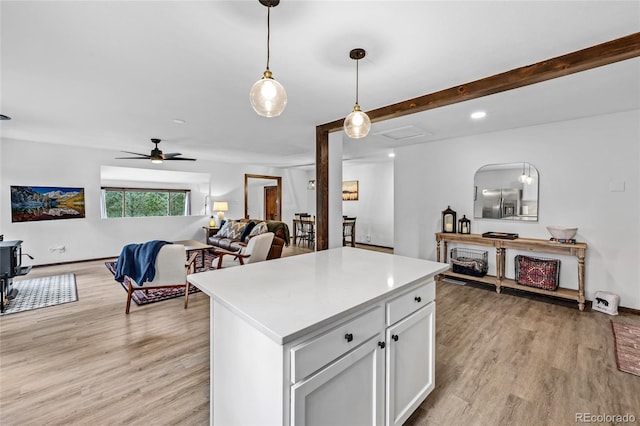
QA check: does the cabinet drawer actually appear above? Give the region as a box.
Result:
[386,280,434,326]
[291,306,384,383]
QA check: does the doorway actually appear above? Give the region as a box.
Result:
[264,186,279,221]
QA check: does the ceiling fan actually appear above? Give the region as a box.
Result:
[116,138,196,163]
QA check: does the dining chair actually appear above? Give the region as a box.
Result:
[343,217,357,247]
[295,214,314,248]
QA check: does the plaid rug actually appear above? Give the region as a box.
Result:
[1,274,77,316]
[105,250,217,306]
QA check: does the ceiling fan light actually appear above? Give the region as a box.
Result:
[344,105,371,139]
[250,70,287,117]
[151,158,163,164]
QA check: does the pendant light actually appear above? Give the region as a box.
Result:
[518,162,527,183]
[344,48,371,139]
[250,0,287,117]
[525,163,534,184]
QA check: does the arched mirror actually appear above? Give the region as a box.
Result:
[473,162,538,221]
[244,174,282,221]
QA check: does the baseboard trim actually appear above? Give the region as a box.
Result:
[619,306,640,315]
[31,256,117,268]
[354,242,394,251]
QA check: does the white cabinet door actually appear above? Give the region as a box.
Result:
[385,302,435,426]
[291,335,385,426]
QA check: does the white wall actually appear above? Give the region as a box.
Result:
[343,161,394,247]
[395,110,640,309]
[1,138,310,265]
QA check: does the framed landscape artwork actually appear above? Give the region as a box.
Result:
[11,186,86,222]
[342,180,359,201]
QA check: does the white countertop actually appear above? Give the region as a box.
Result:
[187,247,449,344]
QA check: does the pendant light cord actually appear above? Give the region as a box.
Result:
[266,6,271,71]
[355,59,359,105]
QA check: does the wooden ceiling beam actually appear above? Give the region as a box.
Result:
[318,32,640,133]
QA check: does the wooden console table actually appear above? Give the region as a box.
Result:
[435,233,587,311]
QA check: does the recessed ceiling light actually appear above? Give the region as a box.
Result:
[470,111,487,120]
[388,153,396,158]
[172,118,186,124]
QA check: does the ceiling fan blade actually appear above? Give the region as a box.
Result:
[115,156,154,159]
[119,151,150,157]
[165,157,197,161]
[116,141,195,161]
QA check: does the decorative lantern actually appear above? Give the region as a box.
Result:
[441,206,457,233]
[458,215,471,234]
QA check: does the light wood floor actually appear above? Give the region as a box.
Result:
[1,250,638,425]
[407,282,640,426]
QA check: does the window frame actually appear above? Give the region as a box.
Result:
[101,186,191,218]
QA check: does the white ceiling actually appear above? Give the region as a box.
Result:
[1,1,639,169]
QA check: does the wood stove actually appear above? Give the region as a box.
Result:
[1,240,32,312]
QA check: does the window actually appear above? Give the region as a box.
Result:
[101,187,191,218]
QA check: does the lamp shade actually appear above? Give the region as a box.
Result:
[212,201,229,212]
[344,105,371,139]
[250,71,287,117]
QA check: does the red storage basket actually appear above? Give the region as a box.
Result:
[515,255,560,291]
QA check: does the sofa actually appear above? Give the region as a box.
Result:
[208,219,290,260]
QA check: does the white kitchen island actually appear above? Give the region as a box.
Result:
[187,247,449,426]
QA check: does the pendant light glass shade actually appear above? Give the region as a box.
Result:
[344,104,371,139]
[251,0,286,117]
[518,162,527,183]
[344,48,370,139]
[250,70,287,117]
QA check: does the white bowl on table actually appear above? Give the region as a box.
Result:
[546,226,578,240]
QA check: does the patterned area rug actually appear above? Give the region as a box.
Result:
[105,250,217,306]
[611,320,640,377]
[1,274,77,316]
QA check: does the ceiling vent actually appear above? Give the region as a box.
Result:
[374,125,429,141]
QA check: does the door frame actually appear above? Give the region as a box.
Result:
[244,174,282,221]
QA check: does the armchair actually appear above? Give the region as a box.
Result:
[124,244,198,314]
[212,232,274,269]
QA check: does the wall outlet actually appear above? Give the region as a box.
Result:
[49,245,66,253]
[366,235,371,242]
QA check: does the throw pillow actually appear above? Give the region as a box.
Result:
[240,221,256,242]
[226,221,246,240]
[249,221,268,237]
[216,220,233,238]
